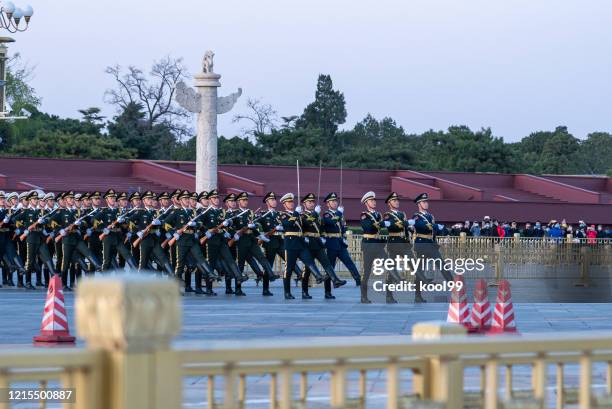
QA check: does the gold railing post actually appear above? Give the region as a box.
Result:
[386,358,399,409]
[579,352,592,409]
[76,276,181,409]
[531,354,546,407]
[279,363,293,409]
[485,358,499,409]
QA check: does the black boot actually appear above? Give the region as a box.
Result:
[325,291,336,300]
[234,284,246,296]
[263,289,273,296]
[284,278,294,299]
[184,286,195,293]
[302,290,312,300]
[194,287,205,295]
[386,294,398,304]
[360,283,371,304]
[415,294,427,303]
[324,267,347,288]
[349,268,362,286]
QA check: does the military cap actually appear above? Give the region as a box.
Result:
[27,190,39,200]
[116,192,127,201]
[324,192,338,202]
[62,191,74,199]
[178,190,191,200]
[128,192,141,201]
[414,193,429,204]
[223,193,237,202]
[7,192,17,201]
[301,193,316,203]
[206,189,219,199]
[190,192,199,200]
[262,192,276,203]
[385,192,399,204]
[361,191,376,204]
[36,189,45,198]
[236,192,249,201]
[157,192,170,201]
[43,192,55,201]
[0,191,5,199]
[171,189,182,199]
[74,193,83,201]
[18,192,28,200]
[102,189,117,199]
[141,191,155,200]
[197,191,209,201]
[90,191,101,199]
[280,193,294,203]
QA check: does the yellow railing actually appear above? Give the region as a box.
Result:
[1,277,612,409]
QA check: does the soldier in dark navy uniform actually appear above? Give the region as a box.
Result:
[321,192,361,286]
[300,193,346,299]
[412,193,453,287]
[359,191,386,304]
[279,193,325,300]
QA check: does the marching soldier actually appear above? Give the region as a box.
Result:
[278,193,325,300]
[94,189,138,271]
[129,191,174,275]
[382,192,410,304]
[230,192,279,296]
[126,192,141,266]
[161,190,216,294]
[412,193,453,284]
[321,192,361,286]
[300,193,346,299]
[13,191,57,289]
[359,191,385,304]
[85,191,103,273]
[1,192,25,286]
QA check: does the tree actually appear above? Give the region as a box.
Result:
[295,74,346,137]
[577,132,612,175]
[105,56,190,138]
[5,52,40,115]
[527,126,580,174]
[78,107,106,133]
[6,129,135,159]
[232,98,278,138]
[219,136,264,164]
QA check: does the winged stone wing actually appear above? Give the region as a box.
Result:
[175,81,201,113]
[217,88,242,115]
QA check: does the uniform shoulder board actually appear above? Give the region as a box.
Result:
[360,212,368,220]
[323,211,332,218]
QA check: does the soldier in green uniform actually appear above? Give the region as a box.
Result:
[231,192,279,296]
[383,192,409,304]
[13,191,57,289]
[300,193,346,299]
[85,191,104,273]
[53,191,101,290]
[126,192,141,267]
[167,189,182,271]
[359,191,385,304]
[94,189,138,272]
[129,191,173,275]
[161,190,216,294]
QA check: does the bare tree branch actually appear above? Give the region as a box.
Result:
[232,98,278,138]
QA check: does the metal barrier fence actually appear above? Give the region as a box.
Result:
[1,277,612,409]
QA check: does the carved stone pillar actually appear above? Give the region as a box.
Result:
[76,276,181,409]
[193,72,221,192]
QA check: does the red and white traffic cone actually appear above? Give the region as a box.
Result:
[469,279,492,333]
[33,275,76,343]
[447,275,470,328]
[488,279,517,334]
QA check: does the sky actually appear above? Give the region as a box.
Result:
[10,0,612,142]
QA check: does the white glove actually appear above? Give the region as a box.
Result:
[15,228,21,235]
[16,203,23,210]
[314,205,321,213]
[304,237,309,244]
[437,224,444,230]
[86,228,92,236]
[338,206,344,214]
[222,220,230,227]
[37,217,46,224]
[343,239,349,246]
[408,219,415,226]
[103,228,110,235]
[188,221,196,227]
[258,234,270,243]
[137,231,144,239]
[126,232,133,239]
[2,217,10,223]
[205,231,212,239]
[174,233,182,241]
[165,233,172,240]
[23,229,29,237]
[155,230,161,237]
[295,206,302,213]
[233,233,240,241]
[248,223,256,228]
[275,224,284,231]
[320,237,326,245]
[224,232,231,239]
[117,217,125,223]
[384,220,391,227]
[74,220,82,226]
[194,233,199,239]
[60,229,67,237]
[152,219,161,226]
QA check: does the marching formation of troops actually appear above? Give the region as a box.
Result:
[0,187,448,303]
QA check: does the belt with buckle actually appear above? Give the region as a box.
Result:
[284,232,302,237]
[388,232,405,237]
[324,233,342,238]
[272,232,283,236]
[362,234,380,239]
[303,232,320,238]
[183,229,195,234]
[415,233,433,239]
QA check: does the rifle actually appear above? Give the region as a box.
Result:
[19,207,60,241]
[132,207,174,248]
[317,159,322,205]
[339,160,343,206]
[55,208,99,243]
[227,207,262,247]
[98,207,138,241]
[296,159,301,203]
[162,206,212,248]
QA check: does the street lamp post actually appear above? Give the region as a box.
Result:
[0,1,33,33]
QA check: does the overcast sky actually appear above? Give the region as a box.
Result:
[11,0,612,142]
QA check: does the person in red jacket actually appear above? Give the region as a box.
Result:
[586,225,598,244]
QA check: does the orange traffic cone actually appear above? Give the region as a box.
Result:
[447,275,470,328]
[33,275,76,343]
[469,279,492,333]
[488,279,517,334]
